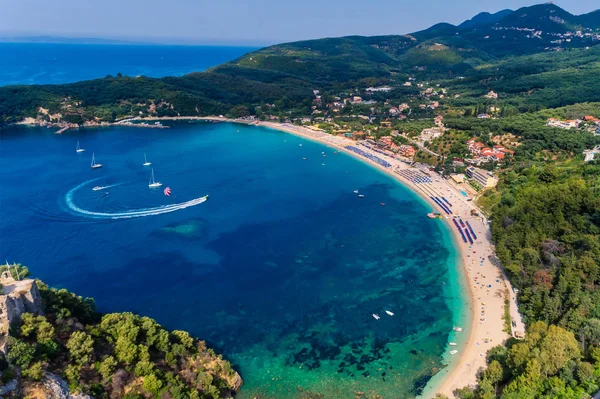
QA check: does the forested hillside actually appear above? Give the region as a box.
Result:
[1,267,241,399]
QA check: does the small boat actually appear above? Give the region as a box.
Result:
[302,157,307,160]
[449,350,458,355]
[91,153,102,169]
[358,194,365,198]
[148,169,162,188]
[381,202,386,206]
[143,153,151,166]
[322,163,326,166]
[372,314,380,320]
[449,342,457,346]
[385,310,394,316]
[453,327,463,332]
[353,190,359,194]
[92,186,103,191]
[76,141,85,153]
[299,144,303,147]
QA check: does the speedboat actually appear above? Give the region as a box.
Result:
[449,350,458,355]
[453,327,463,332]
[358,194,365,198]
[353,190,359,194]
[372,314,380,320]
[449,342,457,346]
[92,186,103,191]
[385,310,394,316]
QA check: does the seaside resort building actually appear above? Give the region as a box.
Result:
[466,166,498,188]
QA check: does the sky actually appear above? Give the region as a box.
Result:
[0,0,597,45]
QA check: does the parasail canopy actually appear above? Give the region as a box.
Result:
[164,187,171,196]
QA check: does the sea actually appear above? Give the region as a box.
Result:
[0,44,469,398]
[0,42,257,86]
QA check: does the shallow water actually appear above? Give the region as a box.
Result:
[0,122,468,398]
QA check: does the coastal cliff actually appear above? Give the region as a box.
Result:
[0,271,43,354]
[0,267,242,399]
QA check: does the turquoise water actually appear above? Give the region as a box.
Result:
[0,43,256,86]
[0,122,468,398]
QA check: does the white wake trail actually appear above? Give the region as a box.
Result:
[65,179,208,220]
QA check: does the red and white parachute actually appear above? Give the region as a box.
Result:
[164,187,171,196]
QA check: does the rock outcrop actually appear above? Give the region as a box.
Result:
[0,271,43,353]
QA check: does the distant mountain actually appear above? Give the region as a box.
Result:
[459,9,513,29]
[492,3,581,32]
[577,9,600,29]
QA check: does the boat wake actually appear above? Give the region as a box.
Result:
[65,179,208,220]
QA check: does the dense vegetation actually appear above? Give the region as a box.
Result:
[1,4,598,126]
[1,278,241,399]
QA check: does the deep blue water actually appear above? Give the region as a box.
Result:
[0,123,468,398]
[0,43,256,86]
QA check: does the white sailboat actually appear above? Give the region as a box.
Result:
[91,153,102,169]
[148,169,162,188]
[76,141,85,153]
[143,153,151,166]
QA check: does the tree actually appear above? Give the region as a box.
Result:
[6,337,36,368]
[66,331,95,366]
[142,373,163,396]
[23,361,45,381]
[96,356,117,381]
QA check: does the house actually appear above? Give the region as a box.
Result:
[484,91,498,99]
[389,107,399,115]
[379,136,393,146]
[466,166,498,188]
[398,145,416,158]
[353,131,367,140]
[352,96,363,104]
[366,86,393,93]
[420,127,444,141]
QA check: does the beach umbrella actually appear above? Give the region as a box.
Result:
[164,187,171,196]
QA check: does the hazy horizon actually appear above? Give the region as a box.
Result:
[0,0,597,46]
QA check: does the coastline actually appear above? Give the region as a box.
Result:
[246,120,513,398]
[17,115,515,397]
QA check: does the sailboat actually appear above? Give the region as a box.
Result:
[143,153,151,166]
[76,141,85,153]
[91,153,102,169]
[148,169,162,188]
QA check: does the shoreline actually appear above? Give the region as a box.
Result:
[14,115,517,397]
[247,120,513,398]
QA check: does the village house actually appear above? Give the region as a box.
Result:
[420,127,444,141]
[484,91,498,99]
[546,118,581,129]
[398,145,416,158]
[380,121,392,128]
[365,86,393,93]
